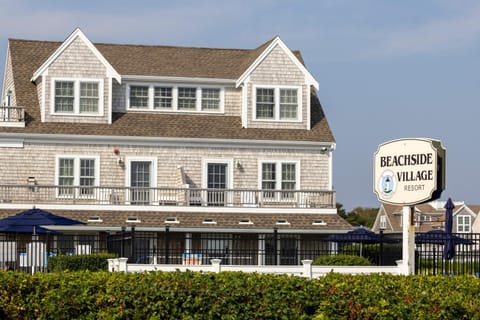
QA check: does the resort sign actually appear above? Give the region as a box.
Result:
[373,138,446,205]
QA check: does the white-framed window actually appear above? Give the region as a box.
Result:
[55,155,99,198]
[126,83,224,113]
[380,215,387,230]
[51,78,103,115]
[253,85,301,121]
[154,87,173,109]
[125,157,157,205]
[457,215,471,233]
[259,160,299,200]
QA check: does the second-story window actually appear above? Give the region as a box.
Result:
[129,86,149,109]
[256,88,275,119]
[127,84,224,113]
[178,87,197,110]
[57,156,98,198]
[254,86,300,121]
[80,82,99,113]
[202,88,221,111]
[53,79,102,115]
[55,81,75,112]
[260,161,298,200]
[154,87,173,109]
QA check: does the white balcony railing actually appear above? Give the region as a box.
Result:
[0,106,25,126]
[0,185,335,209]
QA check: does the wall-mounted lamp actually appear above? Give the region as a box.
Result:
[113,148,124,166]
[234,159,242,169]
[27,176,37,192]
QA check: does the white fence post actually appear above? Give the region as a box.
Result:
[301,259,313,278]
[118,257,129,272]
[211,259,222,273]
[108,259,116,272]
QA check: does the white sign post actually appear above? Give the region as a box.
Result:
[373,138,446,275]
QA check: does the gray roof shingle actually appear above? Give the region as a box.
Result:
[4,38,335,143]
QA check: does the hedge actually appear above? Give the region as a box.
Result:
[312,254,373,266]
[1,271,480,319]
[47,253,117,272]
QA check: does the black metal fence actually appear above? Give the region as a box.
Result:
[105,228,402,267]
[415,232,480,276]
[2,230,479,275]
[0,233,107,273]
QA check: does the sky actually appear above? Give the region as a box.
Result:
[0,0,479,211]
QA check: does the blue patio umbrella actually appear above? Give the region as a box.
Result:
[0,208,83,234]
[443,198,456,260]
[329,227,397,256]
[415,230,473,245]
[329,227,383,243]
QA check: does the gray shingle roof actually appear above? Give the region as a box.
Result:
[4,38,335,143]
[0,209,352,232]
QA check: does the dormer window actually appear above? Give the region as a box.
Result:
[52,78,102,115]
[127,84,224,113]
[254,85,301,121]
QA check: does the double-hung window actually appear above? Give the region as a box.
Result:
[127,84,223,112]
[53,79,102,115]
[260,161,298,200]
[457,215,471,233]
[57,156,98,198]
[202,88,221,110]
[255,86,300,121]
[154,87,173,109]
[178,87,197,110]
[129,86,149,109]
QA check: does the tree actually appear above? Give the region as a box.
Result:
[336,202,348,219]
[336,203,379,228]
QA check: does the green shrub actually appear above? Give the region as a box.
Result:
[47,253,117,272]
[1,271,480,319]
[312,254,373,266]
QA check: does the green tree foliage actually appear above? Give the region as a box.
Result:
[336,202,379,228]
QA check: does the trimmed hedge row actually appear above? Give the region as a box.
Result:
[47,253,117,272]
[1,271,480,319]
[312,254,373,266]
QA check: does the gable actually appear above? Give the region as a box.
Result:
[236,37,318,89]
[249,44,305,85]
[31,28,120,83]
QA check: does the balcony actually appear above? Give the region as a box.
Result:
[0,106,25,127]
[0,185,336,209]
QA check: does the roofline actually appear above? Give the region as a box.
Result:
[30,28,121,83]
[122,75,236,85]
[0,132,336,150]
[236,37,319,89]
[45,225,351,234]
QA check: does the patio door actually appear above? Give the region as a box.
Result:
[207,163,228,206]
[130,161,152,205]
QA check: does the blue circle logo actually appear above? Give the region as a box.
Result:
[379,170,396,197]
